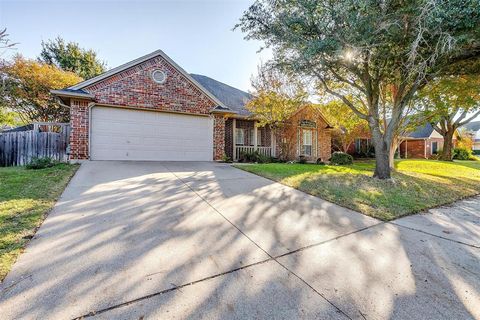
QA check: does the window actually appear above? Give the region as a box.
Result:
[302,129,313,156]
[235,128,244,145]
[355,138,371,155]
[432,141,438,154]
[151,70,167,84]
[249,129,262,146]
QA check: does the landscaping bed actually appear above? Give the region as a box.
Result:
[235,159,480,221]
[0,164,79,281]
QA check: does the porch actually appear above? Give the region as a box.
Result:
[225,118,275,161]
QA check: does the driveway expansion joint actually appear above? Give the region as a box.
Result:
[71,219,384,319]
[390,222,480,249]
[164,165,370,320]
[71,258,273,319]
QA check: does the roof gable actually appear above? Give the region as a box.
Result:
[408,122,435,138]
[69,50,229,111]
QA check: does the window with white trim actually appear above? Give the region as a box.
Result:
[235,128,244,145]
[302,129,313,156]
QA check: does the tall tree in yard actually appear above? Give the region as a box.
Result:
[416,75,480,160]
[38,37,106,79]
[0,56,82,122]
[237,0,480,179]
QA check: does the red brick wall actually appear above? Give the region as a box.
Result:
[213,115,226,160]
[69,54,225,160]
[85,56,216,114]
[399,140,426,158]
[69,99,90,160]
[225,119,234,159]
[276,107,332,162]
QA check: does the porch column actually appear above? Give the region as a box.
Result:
[232,118,236,160]
[405,140,408,159]
[270,127,275,157]
[424,139,427,159]
[253,121,258,151]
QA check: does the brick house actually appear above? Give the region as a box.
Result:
[398,123,445,158]
[52,50,332,162]
[349,122,446,159]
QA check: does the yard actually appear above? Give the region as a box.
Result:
[236,159,480,221]
[0,164,78,281]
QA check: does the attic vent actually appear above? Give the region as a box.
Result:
[151,70,167,84]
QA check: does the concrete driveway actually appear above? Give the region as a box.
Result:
[0,161,478,320]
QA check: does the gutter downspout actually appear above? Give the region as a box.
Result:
[87,103,96,160]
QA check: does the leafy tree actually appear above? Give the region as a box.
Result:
[237,0,480,179]
[320,100,369,153]
[416,75,480,160]
[456,128,474,151]
[246,64,307,160]
[38,37,106,79]
[247,64,307,127]
[0,55,82,122]
[0,28,16,52]
[0,109,22,127]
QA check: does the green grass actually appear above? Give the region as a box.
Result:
[235,159,480,221]
[0,164,78,281]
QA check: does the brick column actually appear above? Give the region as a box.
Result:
[318,128,332,162]
[213,115,226,161]
[70,99,90,160]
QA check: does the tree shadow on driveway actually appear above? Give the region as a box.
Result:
[0,161,478,319]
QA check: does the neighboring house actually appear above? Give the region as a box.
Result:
[462,121,480,152]
[347,135,374,157]
[51,50,332,162]
[348,122,445,159]
[398,123,445,159]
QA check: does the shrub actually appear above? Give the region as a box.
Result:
[298,155,307,164]
[221,154,232,163]
[316,158,326,165]
[330,152,353,165]
[239,151,271,163]
[452,147,473,160]
[26,157,57,169]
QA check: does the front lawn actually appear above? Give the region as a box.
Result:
[235,159,480,221]
[0,164,78,281]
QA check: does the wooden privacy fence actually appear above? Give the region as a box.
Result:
[0,123,70,167]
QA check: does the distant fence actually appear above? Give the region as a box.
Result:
[0,122,70,167]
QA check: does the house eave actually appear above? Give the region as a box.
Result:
[50,89,95,100]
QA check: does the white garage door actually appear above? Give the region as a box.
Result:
[90,107,213,161]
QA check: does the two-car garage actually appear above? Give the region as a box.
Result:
[90,106,214,161]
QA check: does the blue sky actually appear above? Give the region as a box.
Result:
[0,0,271,91]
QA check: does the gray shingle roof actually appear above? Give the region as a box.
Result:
[462,121,480,132]
[408,122,435,138]
[190,74,252,116]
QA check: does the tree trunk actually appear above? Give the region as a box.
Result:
[369,118,392,179]
[388,137,399,169]
[373,141,391,179]
[440,130,455,161]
